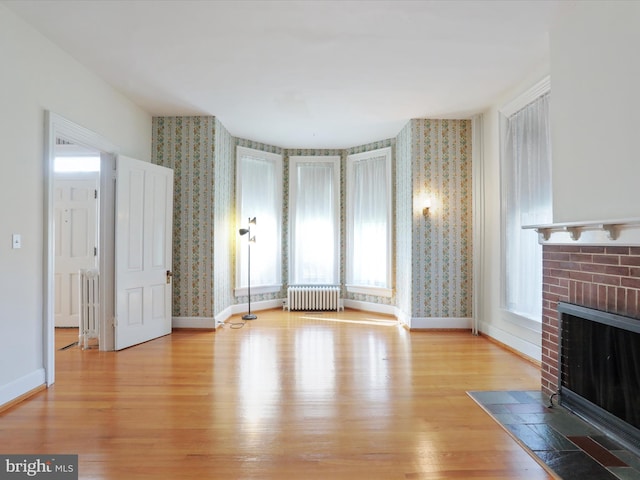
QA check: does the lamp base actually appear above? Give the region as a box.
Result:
[242,313,257,320]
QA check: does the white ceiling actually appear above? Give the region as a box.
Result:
[5,0,561,148]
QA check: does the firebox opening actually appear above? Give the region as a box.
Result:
[559,302,640,456]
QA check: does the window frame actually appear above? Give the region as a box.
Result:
[235,146,283,296]
[288,155,341,286]
[499,76,551,325]
[345,146,393,297]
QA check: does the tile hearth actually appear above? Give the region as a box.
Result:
[468,390,640,480]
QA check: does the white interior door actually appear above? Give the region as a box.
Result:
[54,172,99,327]
[115,156,173,350]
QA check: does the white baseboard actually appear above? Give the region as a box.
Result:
[0,368,45,407]
[231,299,284,316]
[175,303,477,335]
[215,302,284,327]
[174,300,285,329]
[172,316,216,329]
[343,299,396,316]
[479,321,542,362]
[409,317,472,329]
[177,300,287,328]
[214,306,233,326]
[395,309,411,328]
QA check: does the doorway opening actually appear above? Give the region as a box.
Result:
[53,138,100,350]
[45,112,118,386]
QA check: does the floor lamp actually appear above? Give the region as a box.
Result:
[238,217,257,320]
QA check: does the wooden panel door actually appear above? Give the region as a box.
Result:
[115,156,173,350]
[54,172,98,327]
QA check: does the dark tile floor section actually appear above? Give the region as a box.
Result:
[468,390,640,480]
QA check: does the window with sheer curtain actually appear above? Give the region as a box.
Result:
[502,90,552,321]
[236,147,282,294]
[289,156,340,285]
[346,147,392,296]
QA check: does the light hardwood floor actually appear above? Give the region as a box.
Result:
[2,310,551,479]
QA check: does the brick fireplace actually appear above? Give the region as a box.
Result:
[541,244,640,397]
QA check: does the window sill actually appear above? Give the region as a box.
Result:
[234,284,282,297]
[346,285,393,298]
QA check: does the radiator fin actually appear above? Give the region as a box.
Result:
[286,285,341,311]
[79,269,100,349]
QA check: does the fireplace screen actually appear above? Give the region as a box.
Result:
[559,302,640,452]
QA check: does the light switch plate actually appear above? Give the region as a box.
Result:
[12,234,21,249]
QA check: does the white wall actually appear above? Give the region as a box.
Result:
[551,1,640,223]
[0,5,151,405]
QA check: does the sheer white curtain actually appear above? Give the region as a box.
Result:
[237,149,281,289]
[347,152,390,289]
[503,92,552,320]
[290,158,339,285]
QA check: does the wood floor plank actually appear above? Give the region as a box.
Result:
[1,310,551,479]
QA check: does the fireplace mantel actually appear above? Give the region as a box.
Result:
[524,218,640,245]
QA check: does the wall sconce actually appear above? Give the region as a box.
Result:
[423,198,432,217]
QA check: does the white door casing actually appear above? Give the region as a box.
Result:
[45,112,120,385]
[115,155,173,350]
[53,173,99,327]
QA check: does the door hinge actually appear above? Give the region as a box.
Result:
[94,247,97,256]
[94,189,98,199]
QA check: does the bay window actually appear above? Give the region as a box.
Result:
[236,146,282,295]
[346,147,393,296]
[289,156,340,285]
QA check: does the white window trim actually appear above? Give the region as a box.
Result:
[500,76,550,118]
[345,285,393,298]
[499,75,550,327]
[235,146,283,295]
[288,155,341,285]
[345,147,393,296]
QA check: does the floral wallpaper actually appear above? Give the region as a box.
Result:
[395,123,413,319]
[152,116,216,318]
[213,119,235,316]
[412,119,472,318]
